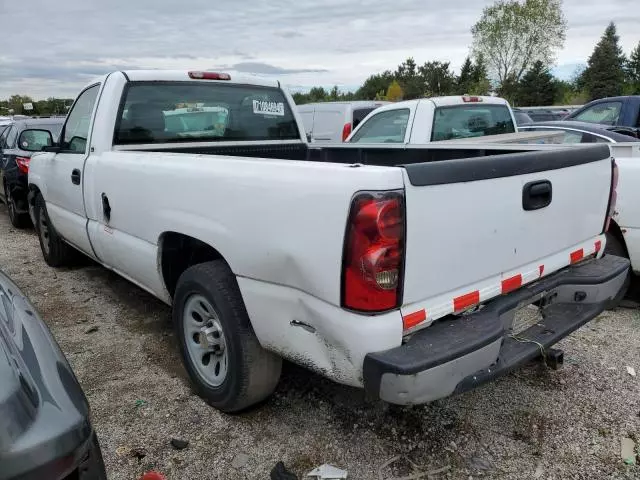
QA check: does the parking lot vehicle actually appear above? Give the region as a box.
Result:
[26,70,629,412]
[566,96,640,132]
[519,121,640,306]
[0,118,64,227]
[0,267,107,479]
[347,95,517,143]
[297,101,388,142]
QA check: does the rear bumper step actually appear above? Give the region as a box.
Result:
[363,254,630,405]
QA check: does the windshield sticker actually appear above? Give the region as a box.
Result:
[252,100,285,116]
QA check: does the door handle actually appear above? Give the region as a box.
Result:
[101,193,111,222]
[522,180,552,211]
[71,169,81,185]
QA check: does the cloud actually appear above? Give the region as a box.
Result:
[277,31,303,39]
[225,62,328,75]
[1,0,639,98]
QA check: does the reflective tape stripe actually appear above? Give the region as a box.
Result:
[402,309,426,330]
[453,291,480,312]
[501,274,522,294]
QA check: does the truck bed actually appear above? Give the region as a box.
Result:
[117,139,610,169]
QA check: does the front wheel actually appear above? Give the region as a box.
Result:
[34,194,76,267]
[4,182,30,229]
[173,260,282,412]
[604,232,631,309]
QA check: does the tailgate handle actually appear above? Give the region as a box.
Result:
[523,180,552,211]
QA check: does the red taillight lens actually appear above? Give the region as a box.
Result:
[16,157,30,174]
[462,96,482,103]
[604,159,619,232]
[342,191,405,312]
[341,122,352,142]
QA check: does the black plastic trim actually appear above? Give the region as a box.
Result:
[362,254,630,397]
[401,144,611,186]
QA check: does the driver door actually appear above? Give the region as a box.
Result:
[43,84,100,257]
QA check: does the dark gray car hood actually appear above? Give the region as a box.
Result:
[0,271,92,480]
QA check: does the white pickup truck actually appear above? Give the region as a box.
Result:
[25,70,629,412]
[347,96,517,144]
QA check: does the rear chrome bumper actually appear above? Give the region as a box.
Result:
[363,254,630,405]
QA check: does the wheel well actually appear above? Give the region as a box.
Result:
[160,232,225,298]
[28,185,41,207]
[607,220,629,257]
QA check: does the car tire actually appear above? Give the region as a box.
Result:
[604,232,631,309]
[34,193,76,267]
[173,260,282,413]
[3,182,30,229]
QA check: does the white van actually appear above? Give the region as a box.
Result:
[297,101,389,143]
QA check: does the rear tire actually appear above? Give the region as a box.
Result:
[34,193,76,267]
[604,232,631,309]
[173,260,282,412]
[4,182,30,229]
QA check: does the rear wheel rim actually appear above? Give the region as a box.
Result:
[38,205,50,255]
[183,294,228,387]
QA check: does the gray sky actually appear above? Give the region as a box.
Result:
[1,0,639,99]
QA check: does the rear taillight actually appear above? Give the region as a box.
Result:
[342,191,405,312]
[15,157,30,175]
[462,96,482,103]
[604,159,619,232]
[188,71,231,80]
[341,122,352,142]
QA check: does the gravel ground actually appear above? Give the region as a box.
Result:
[0,204,639,480]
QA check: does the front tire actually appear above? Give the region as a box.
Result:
[604,232,631,309]
[173,260,282,412]
[4,182,30,229]
[34,194,75,267]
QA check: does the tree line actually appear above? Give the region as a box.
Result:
[0,95,73,116]
[294,0,640,107]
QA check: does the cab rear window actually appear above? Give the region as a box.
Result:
[431,105,515,141]
[114,82,300,145]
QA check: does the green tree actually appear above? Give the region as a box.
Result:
[626,41,640,94]
[395,58,424,99]
[469,54,491,95]
[497,74,521,104]
[517,60,557,106]
[471,0,567,85]
[356,71,394,99]
[6,95,34,115]
[386,80,404,101]
[456,57,475,94]
[581,22,626,100]
[419,61,456,97]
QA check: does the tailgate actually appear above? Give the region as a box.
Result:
[400,145,612,325]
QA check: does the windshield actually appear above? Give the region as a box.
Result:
[431,104,515,141]
[114,82,300,144]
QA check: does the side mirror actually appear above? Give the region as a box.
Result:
[18,129,54,152]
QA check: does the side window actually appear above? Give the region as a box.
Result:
[349,109,410,143]
[0,126,11,148]
[573,102,622,125]
[62,85,100,153]
[352,107,376,128]
[5,126,19,149]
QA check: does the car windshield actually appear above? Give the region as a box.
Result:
[114,82,300,144]
[431,104,515,141]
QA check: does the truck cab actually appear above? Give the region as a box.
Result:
[347,95,517,144]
